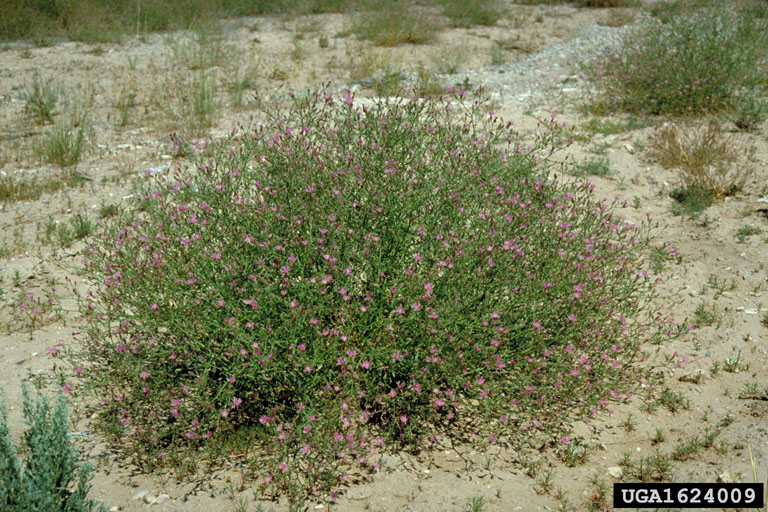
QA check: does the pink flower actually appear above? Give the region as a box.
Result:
[139,370,150,379]
[399,415,408,424]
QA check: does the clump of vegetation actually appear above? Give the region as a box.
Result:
[0,384,104,512]
[518,0,635,6]
[351,1,442,46]
[647,122,755,216]
[19,72,59,125]
[67,89,672,501]
[36,94,91,168]
[619,449,674,482]
[441,0,504,27]
[583,1,768,115]
[571,157,612,177]
[724,94,768,132]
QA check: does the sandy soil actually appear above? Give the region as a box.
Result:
[1,2,768,511]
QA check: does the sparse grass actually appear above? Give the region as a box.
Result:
[519,0,634,5]
[415,67,444,97]
[441,0,504,28]
[156,68,219,134]
[48,213,95,248]
[97,201,119,219]
[463,495,488,512]
[351,1,441,46]
[762,312,768,328]
[36,93,91,168]
[652,427,665,445]
[114,82,137,127]
[736,225,762,243]
[650,388,691,413]
[739,381,767,400]
[19,71,59,125]
[583,1,768,115]
[706,274,735,297]
[571,157,612,177]
[228,65,259,108]
[0,174,64,202]
[672,436,701,461]
[692,302,716,327]
[619,413,637,432]
[489,46,509,66]
[558,440,591,467]
[619,449,674,482]
[578,116,652,137]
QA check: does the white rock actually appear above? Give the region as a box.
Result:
[132,490,148,500]
[607,466,623,479]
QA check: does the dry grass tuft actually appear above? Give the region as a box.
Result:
[647,121,755,199]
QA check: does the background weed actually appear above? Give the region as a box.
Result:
[736,225,762,243]
[441,0,504,28]
[19,71,59,125]
[583,1,768,115]
[648,122,755,206]
[571,157,612,177]
[725,94,768,132]
[351,1,441,46]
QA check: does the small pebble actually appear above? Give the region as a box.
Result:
[132,490,148,501]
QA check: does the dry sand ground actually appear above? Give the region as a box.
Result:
[1,2,768,511]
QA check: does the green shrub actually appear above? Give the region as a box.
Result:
[0,384,104,512]
[70,89,671,500]
[583,1,768,115]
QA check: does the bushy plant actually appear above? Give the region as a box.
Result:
[70,89,671,499]
[0,384,104,512]
[583,1,768,115]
